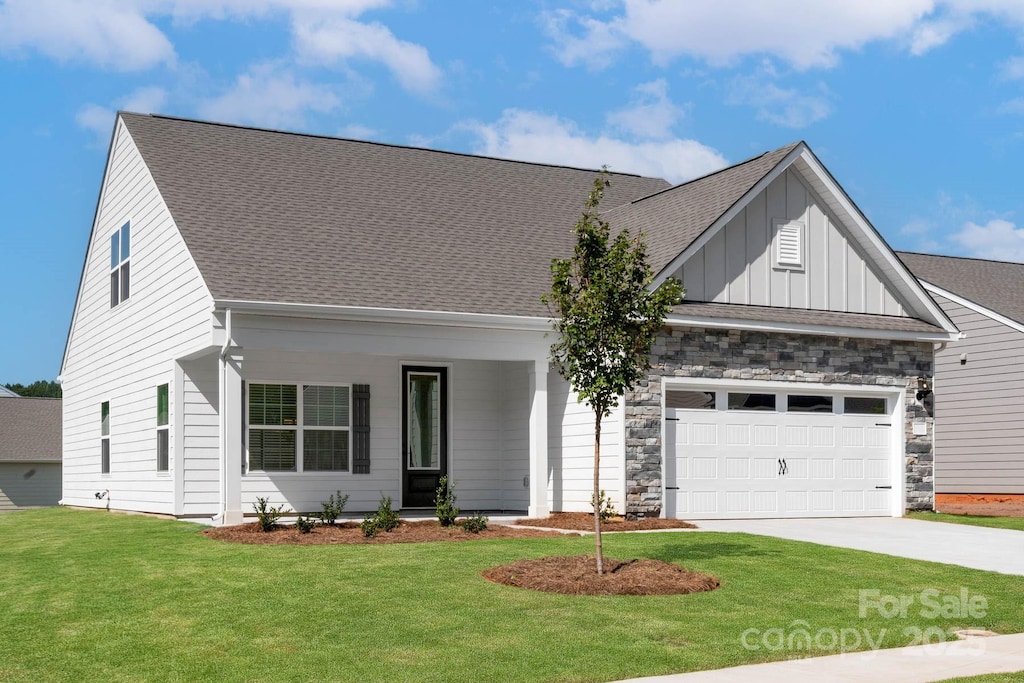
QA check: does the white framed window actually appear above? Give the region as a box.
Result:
[100,401,110,474]
[247,383,351,473]
[110,221,130,307]
[156,384,169,472]
[773,218,804,270]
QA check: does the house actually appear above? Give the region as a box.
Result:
[0,386,20,397]
[0,397,62,509]
[60,113,957,524]
[897,252,1024,507]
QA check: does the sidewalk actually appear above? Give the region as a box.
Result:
[614,633,1024,682]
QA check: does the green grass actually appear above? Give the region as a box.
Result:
[908,511,1024,532]
[2,508,1024,683]
[936,674,1024,682]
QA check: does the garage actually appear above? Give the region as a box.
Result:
[663,380,903,519]
[0,397,63,510]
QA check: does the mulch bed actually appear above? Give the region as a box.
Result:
[482,555,720,595]
[937,504,1024,518]
[516,512,697,531]
[202,520,563,545]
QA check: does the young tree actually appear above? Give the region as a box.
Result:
[543,172,683,575]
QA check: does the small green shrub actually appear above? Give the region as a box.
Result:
[592,489,617,523]
[462,513,488,534]
[295,514,316,534]
[373,495,400,532]
[253,497,286,532]
[434,476,459,527]
[319,491,349,526]
[360,514,379,538]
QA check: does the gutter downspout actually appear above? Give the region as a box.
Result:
[928,334,963,514]
[216,308,233,525]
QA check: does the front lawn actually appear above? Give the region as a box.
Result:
[2,508,1023,683]
[908,511,1024,532]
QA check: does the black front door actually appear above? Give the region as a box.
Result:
[402,366,448,507]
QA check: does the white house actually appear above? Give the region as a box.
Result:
[60,113,958,525]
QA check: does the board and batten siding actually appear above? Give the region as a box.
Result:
[0,463,62,510]
[61,117,214,514]
[547,374,625,513]
[233,349,531,515]
[932,294,1024,494]
[674,169,906,316]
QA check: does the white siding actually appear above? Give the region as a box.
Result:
[0,463,62,509]
[180,356,220,516]
[677,169,908,316]
[61,118,214,514]
[547,374,625,513]
[236,350,529,514]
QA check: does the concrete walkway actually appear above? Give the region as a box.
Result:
[693,517,1024,576]
[615,633,1024,682]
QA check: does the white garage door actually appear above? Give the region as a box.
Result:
[663,385,899,519]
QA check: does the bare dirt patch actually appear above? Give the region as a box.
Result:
[516,512,697,532]
[935,494,1024,517]
[203,520,563,545]
[482,555,720,595]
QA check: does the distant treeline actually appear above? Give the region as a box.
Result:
[3,380,62,398]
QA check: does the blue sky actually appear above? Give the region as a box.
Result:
[3,0,1024,384]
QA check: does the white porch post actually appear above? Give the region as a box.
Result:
[528,358,550,518]
[220,350,244,526]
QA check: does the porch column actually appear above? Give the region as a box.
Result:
[528,358,550,518]
[220,350,244,526]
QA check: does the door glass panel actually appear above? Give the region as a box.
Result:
[408,373,439,469]
[728,393,776,411]
[845,396,886,414]
[788,395,834,413]
[666,390,716,409]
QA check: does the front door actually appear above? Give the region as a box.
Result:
[402,366,448,507]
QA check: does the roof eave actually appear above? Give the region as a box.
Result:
[664,314,957,343]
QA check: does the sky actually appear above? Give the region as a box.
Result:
[3,0,1024,384]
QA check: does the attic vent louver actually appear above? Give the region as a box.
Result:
[774,220,804,270]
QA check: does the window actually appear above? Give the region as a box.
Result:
[728,393,776,411]
[110,221,130,307]
[773,219,804,270]
[788,395,834,413]
[156,384,169,472]
[845,396,886,415]
[247,383,352,473]
[101,401,110,474]
[665,390,716,409]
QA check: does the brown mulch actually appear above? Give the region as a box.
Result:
[482,555,720,595]
[516,512,697,531]
[936,494,1024,518]
[202,520,563,545]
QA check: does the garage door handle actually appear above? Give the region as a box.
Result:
[666,486,680,490]
[875,486,892,489]
[778,458,788,476]
[875,423,891,427]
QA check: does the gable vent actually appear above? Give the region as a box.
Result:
[774,220,804,269]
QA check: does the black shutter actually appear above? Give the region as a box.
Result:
[352,384,371,474]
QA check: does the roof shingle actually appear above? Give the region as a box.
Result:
[0,398,62,462]
[672,301,946,334]
[897,251,1024,326]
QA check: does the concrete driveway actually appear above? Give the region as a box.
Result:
[695,517,1024,575]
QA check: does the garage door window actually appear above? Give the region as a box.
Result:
[666,390,716,409]
[788,395,834,413]
[845,397,886,414]
[728,393,776,411]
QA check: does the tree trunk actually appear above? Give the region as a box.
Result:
[593,411,604,575]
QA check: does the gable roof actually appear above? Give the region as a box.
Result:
[119,113,670,319]
[0,398,62,462]
[605,142,802,274]
[0,386,19,397]
[897,251,1024,326]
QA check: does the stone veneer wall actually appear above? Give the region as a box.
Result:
[624,327,934,518]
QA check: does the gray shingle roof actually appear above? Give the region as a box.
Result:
[120,114,670,318]
[0,398,62,462]
[605,142,802,274]
[897,251,1024,326]
[672,302,946,334]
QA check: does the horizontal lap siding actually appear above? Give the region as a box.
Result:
[0,463,62,509]
[548,374,624,512]
[499,362,529,511]
[181,356,220,515]
[933,294,1024,493]
[61,120,213,514]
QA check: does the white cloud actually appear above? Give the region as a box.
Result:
[197,64,341,129]
[76,104,116,140]
[997,97,1024,115]
[999,55,1024,80]
[0,0,176,71]
[727,67,832,128]
[338,123,379,139]
[461,109,727,184]
[606,79,685,139]
[76,86,170,141]
[950,218,1024,260]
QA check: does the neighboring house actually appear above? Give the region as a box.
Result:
[0,386,20,397]
[60,113,957,525]
[0,397,62,509]
[898,252,1024,502]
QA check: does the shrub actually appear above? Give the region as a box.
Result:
[592,489,617,523]
[319,491,349,526]
[434,476,459,527]
[373,495,401,532]
[462,513,488,534]
[360,514,379,538]
[295,514,316,534]
[253,497,286,532]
